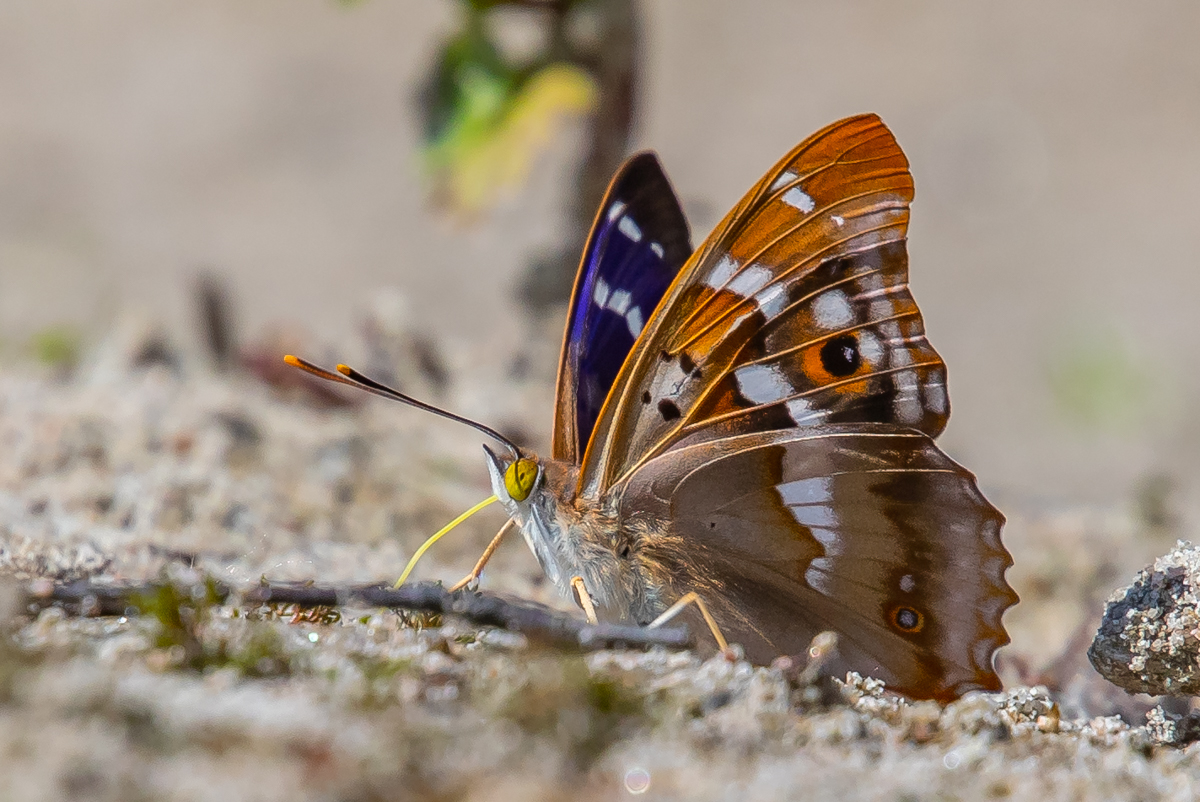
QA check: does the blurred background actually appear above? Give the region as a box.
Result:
[3,0,1200,686]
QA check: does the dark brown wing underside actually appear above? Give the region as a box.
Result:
[618,425,1016,701]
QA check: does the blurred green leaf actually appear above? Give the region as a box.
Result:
[30,326,81,370]
[420,10,516,150]
[426,63,596,215]
[1046,328,1153,432]
[419,5,597,215]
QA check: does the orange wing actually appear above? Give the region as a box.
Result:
[580,114,948,496]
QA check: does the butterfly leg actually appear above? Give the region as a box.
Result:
[648,592,729,652]
[448,518,517,593]
[570,576,599,624]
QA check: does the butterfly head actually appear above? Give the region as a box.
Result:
[483,443,582,589]
[483,444,542,507]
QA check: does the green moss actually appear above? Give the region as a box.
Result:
[131,578,294,677]
[352,654,415,684]
[221,624,293,678]
[344,654,417,709]
[395,609,443,630]
[131,579,222,670]
[586,675,643,717]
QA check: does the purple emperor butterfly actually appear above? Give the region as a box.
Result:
[291,115,1017,701]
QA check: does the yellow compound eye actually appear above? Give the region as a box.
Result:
[504,458,538,502]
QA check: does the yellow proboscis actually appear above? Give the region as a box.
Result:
[394,495,500,588]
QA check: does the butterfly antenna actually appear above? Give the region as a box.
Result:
[283,355,521,459]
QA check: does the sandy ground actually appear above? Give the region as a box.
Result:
[0,334,1196,800]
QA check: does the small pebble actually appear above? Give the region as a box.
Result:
[1089,541,1200,695]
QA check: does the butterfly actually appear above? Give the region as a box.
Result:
[290,114,1017,701]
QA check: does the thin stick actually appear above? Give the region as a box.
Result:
[27,579,693,652]
[648,591,729,652]
[449,518,517,592]
[395,495,499,587]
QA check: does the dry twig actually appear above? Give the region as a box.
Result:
[25,579,692,652]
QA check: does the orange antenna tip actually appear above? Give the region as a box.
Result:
[336,364,352,376]
[283,354,302,367]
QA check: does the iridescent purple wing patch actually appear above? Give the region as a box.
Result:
[563,153,692,458]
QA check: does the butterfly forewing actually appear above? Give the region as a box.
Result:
[552,153,692,465]
[619,426,1015,701]
[581,115,948,495]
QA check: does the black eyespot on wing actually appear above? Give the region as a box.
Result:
[658,399,681,421]
[820,334,861,377]
[679,351,698,376]
[891,606,924,633]
[641,390,651,404]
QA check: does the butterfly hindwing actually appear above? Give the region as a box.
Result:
[581,115,947,494]
[552,153,692,465]
[618,425,1015,701]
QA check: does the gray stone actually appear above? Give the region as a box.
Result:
[1089,542,1200,695]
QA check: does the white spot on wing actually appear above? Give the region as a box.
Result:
[592,277,611,308]
[786,397,816,423]
[893,370,923,423]
[607,201,627,222]
[809,529,842,555]
[648,359,688,400]
[858,331,883,365]
[832,215,845,227]
[900,574,916,593]
[812,290,854,329]
[877,320,902,340]
[924,381,947,414]
[727,264,772,297]
[592,278,645,339]
[626,306,644,337]
[776,477,832,505]
[782,186,816,213]
[870,300,896,321]
[805,565,831,594]
[650,242,664,258]
[787,505,837,528]
[856,272,884,293]
[769,169,799,193]
[754,283,787,319]
[608,288,632,316]
[704,255,739,288]
[618,216,643,242]
[734,363,792,404]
